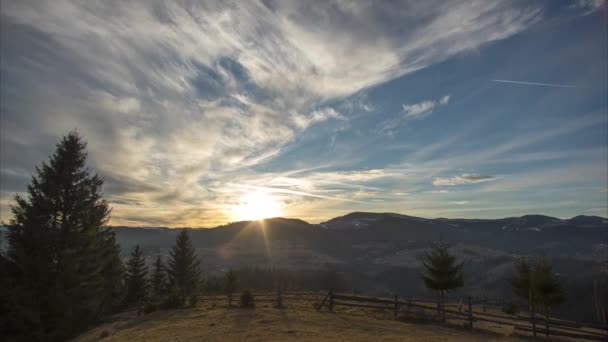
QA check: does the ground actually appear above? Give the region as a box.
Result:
[74,294,543,342]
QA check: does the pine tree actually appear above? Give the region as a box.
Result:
[166,230,201,305]
[420,240,464,322]
[511,257,566,323]
[224,269,238,307]
[125,245,148,308]
[97,230,125,318]
[5,131,122,340]
[150,255,167,299]
[512,258,534,315]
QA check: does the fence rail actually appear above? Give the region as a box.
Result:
[316,291,608,341]
[198,290,607,341]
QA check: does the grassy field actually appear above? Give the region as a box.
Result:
[73,294,548,342]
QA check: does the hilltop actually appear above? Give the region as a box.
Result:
[74,294,527,342]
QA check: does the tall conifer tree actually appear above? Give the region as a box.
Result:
[5,131,123,340]
[420,240,464,321]
[150,255,167,299]
[125,245,148,307]
[166,230,201,304]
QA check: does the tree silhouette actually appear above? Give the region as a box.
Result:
[150,255,167,299]
[512,258,534,315]
[125,245,148,310]
[166,230,201,305]
[511,257,566,329]
[532,258,566,324]
[5,131,123,340]
[420,240,464,322]
[225,269,238,306]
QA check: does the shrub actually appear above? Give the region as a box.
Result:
[240,290,255,308]
[502,301,519,315]
[144,302,158,314]
[189,294,199,307]
[99,329,110,339]
[161,289,185,309]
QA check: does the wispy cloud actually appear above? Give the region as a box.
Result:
[570,0,606,15]
[433,174,497,186]
[6,0,599,226]
[492,79,577,88]
[377,94,451,135]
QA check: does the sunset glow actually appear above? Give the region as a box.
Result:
[232,191,282,221]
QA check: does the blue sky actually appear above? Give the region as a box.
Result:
[1,0,606,226]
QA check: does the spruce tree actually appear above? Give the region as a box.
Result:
[532,258,566,326]
[5,131,122,340]
[224,269,238,306]
[420,240,464,322]
[97,229,125,318]
[512,258,565,325]
[166,230,201,305]
[150,255,167,299]
[125,245,148,308]
[511,258,534,315]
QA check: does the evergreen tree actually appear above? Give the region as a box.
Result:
[5,131,122,340]
[420,240,464,321]
[150,255,167,299]
[225,269,238,306]
[124,245,148,308]
[96,230,125,318]
[533,258,566,324]
[511,258,534,315]
[511,257,566,320]
[166,230,201,305]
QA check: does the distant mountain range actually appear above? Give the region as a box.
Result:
[2,212,607,320]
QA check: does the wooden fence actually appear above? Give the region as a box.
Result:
[198,290,607,341]
[314,291,608,341]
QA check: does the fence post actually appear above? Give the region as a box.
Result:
[277,287,283,308]
[468,296,473,330]
[394,294,399,320]
[407,296,412,315]
[545,309,550,337]
[529,288,537,338]
[329,289,334,312]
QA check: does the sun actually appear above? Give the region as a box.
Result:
[232,191,282,221]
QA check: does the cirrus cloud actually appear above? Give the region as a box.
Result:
[433,174,498,186]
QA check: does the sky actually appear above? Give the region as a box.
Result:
[1,0,607,227]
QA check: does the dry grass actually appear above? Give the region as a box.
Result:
[73,295,547,342]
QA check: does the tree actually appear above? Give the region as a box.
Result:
[124,245,148,309]
[97,230,125,317]
[225,269,237,306]
[166,230,201,305]
[511,257,566,332]
[420,240,464,322]
[531,258,566,326]
[5,131,123,340]
[512,258,534,316]
[150,255,167,299]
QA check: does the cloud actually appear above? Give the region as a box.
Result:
[294,108,345,129]
[449,201,470,205]
[403,94,450,118]
[377,94,451,135]
[570,0,605,15]
[433,174,497,186]
[0,0,545,226]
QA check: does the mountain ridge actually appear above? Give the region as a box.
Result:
[107,212,608,230]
